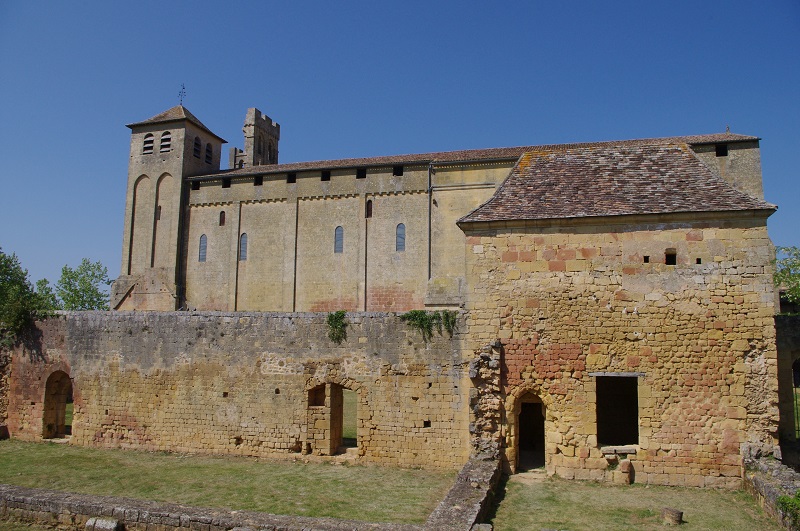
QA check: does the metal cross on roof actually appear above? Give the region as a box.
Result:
[178,84,186,106]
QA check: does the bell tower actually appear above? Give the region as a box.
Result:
[229,108,280,169]
[111,105,226,310]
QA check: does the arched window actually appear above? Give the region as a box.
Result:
[239,233,248,261]
[219,211,226,226]
[396,223,406,252]
[365,200,373,218]
[334,226,344,254]
[142,134,154,154]
[198,234,207,262]
[193,137,201,158]
[257,134,264,155]
[205,143,213,164]
[160,131,171,152]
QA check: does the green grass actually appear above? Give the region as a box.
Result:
[0,439,453,524]
[65,402,73,427]
[489,475,783,530]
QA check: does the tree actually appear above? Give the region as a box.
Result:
[0,248,52,347]
[56,258,110,311]
[35,278,61,311]
[775,246,800,305]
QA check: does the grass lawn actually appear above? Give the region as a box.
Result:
[488,474,783,530]
[0,439,453,524]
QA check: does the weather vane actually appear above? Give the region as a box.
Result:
[178,84,186,105]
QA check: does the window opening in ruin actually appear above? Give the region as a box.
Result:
[423,420,431,428]
[334,226,344,253]
[793,359,800,439]
[205,143,213,164]
[219,211,226,226]
[696,258,702,264]
[396,223,406,252]
[160,131,171,152]
[393,165,404,176]
[43,371,73,439]
[596,376,639,446]
[365,200,373,219]
[356,168,367,179]
[222,178,231,188]
[193,137,201,158]
[198,235,207,262]
[239,233,248,261]
[237,160,244,169]
[643,256,649,263]
[287,173,297,184]
[257,134,263,155]
[341,388,358,449]
[254,175,263,186]
[309,385,325,407]
[517,394,545,471]
[155,205,161,221]
[143,134,154,154]
[321,170,331,182]
[715,144,728,157]
[191,181,200,191]
[665,249,677,265]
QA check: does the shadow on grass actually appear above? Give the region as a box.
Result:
[481,473,510,525]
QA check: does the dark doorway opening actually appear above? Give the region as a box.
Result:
[596,376,639,446]
[518,399,545,470]
[43,371,72,439]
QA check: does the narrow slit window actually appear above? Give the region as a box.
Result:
[696,258,702,265]
[356,168,367,179]
[596,376,639,446]
[643,255,650,263]
[254,175,263,186]
[396,223,406,252]
[365,200,373,218]
[142,134,154,154]
[665,248,677,265]
[239,233,248,261]
[219,211,226,226]
[160,131,171,152]
[392,165,404,176]
[198,234,207,262]
[334,226,344,254]
[287,173,297,184]
[321,170,331,182]
[193,137,201,158]
[205,143,213,164]
[191,181,200,191]
[222,178,231,188]
[155,205,161,221]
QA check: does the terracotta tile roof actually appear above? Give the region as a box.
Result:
[127,105,226,142]
[190,132,758,180]
[459,143,775,224]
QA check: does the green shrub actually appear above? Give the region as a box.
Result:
[326,310,348,344]
[399,310,458,341]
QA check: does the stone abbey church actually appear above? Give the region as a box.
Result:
[2,105,785,488]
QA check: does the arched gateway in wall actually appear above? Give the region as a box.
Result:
[505,384,551,473]
[42,371,72,439]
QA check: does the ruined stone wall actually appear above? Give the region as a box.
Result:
[463,215,778,487]
[0,348,9,431]
[776,315,800,444]
[7,312,470,469]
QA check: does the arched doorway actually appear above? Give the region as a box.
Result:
[517,392,545,471]
[43,371,72,439]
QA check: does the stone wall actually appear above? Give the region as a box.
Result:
[6,311,470,469]
[0,349,9,436]
[462,215,778,487]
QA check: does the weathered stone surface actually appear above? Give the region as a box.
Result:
[7,311,469,469]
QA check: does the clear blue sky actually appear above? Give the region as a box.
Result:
[0,1,797,285]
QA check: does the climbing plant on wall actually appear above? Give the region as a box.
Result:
[326,310,348,344]
[399,310,458,341]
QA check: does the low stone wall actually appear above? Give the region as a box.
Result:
[0,483,419,530]
[744,457,800,530]
[7,311,469,469]
[425,458,501,530]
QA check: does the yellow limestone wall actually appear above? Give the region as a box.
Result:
[463,216,779,487]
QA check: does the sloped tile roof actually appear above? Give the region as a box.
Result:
[459,143,774,223]
[127,105,226,142]
[191,132,758,180]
